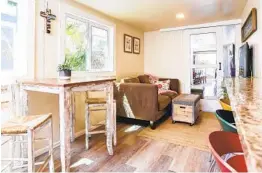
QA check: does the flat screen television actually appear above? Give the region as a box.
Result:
[239,42,253,77]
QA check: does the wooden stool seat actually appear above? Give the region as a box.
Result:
[85,98,107,104]
[1,114,52,134]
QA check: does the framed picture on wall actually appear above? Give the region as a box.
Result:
[241,8,257,42]
[133,37,140,54]
[124,34,132,53]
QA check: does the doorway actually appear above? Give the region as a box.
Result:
[190,32,218,99]
[183,27,223,99]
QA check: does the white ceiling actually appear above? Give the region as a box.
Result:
[76,0,247,31]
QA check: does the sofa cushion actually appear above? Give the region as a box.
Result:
[158,95,171,111]
[138,75,151,84]
[121,77,140,83]
[155,80,170,93]
[160,91,178,99]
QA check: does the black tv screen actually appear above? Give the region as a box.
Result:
[239,43,252,77]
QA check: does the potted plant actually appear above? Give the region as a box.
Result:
[57,58,72,80]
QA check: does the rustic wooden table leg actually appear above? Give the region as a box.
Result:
[70,92,76,142]
[113,100,117,146]
[106,83,114,155]
[20,87,28,163]
[21,87,28,116]
[59,87,71,172]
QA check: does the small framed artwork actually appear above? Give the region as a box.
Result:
[241,8,257,42]
[124,34,132,53]
[133,37,140,54]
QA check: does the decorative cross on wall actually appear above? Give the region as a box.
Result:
[40,2,56,34]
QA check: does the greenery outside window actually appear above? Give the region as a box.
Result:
[65,13,113,72]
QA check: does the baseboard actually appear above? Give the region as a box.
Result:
[35,129,85,157]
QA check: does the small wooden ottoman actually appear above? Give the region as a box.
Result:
[172,94,201,125]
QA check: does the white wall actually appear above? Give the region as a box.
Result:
[144,30,189,93]
[241,0,262,77]
[144,24,241,93]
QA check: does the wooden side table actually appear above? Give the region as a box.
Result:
[172,94,201,125]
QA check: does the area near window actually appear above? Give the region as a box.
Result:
[1,0,34,121]
[64,13,114,73]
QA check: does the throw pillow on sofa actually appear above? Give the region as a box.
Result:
[154,80,170,92]
[154,80,178,96]
[146,74,159,84]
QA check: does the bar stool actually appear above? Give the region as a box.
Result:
[208,131,247,172]
[1,113,54,172]
[215,110,237,133]
[219,99,232,111]
[85,90,117,155]
[209,102,237,169]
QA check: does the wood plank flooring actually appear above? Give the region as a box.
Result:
[38,119,219,172]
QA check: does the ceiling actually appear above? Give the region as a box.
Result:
[76,0,247,31]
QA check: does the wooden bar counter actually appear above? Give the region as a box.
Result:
[18,76,116,172]
[225,77,262,172]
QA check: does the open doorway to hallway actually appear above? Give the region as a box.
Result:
[190,32,219,99]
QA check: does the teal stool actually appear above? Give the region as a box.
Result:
[209,109,238,170]
[215,110,237,133]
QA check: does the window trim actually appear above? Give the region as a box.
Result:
[1,0,35,82]
[60,4,116,76]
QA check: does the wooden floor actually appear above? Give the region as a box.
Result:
[40,118,219,172]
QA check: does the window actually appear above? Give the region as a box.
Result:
[1,0,17,76]
[64,14,113,72]
[1,0,34,108]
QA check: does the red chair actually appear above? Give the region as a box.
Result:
[208,131,248,172]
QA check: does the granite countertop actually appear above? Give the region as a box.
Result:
[224,77,262,172]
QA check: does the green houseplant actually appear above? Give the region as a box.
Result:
[57,58,72,79]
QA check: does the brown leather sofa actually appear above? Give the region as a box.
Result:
[114,74,179,129]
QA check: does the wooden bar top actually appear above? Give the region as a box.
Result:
[20,76,116,87]
[224,77,262,172]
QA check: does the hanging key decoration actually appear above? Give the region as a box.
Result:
[40,2,56,34]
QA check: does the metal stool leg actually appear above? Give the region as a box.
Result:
[27,129,35,172]
[209,153,212,162]
[85,104,90,150]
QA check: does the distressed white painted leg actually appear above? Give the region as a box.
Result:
[8,136,15,172]
[106,84,114,155]
[85,103,89,150]
[59,87,71,172]
[106,104,113,155]
[49,119,54,172]
[27,129,35,173]
[113,100,117,146]
[21,88,28,116]
[70,92,76,142]
[20,88,28,164]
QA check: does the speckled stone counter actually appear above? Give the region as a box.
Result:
[225,77,262,172]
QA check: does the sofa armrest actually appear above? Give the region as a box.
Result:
[159,78,179,93]
[119,83,159,119]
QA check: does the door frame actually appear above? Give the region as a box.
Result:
[183,27,223,89]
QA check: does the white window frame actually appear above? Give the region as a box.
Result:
[89,22,112,72]
[60,4,116,77]
[1,0,35,102]
[1,0,35,82]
